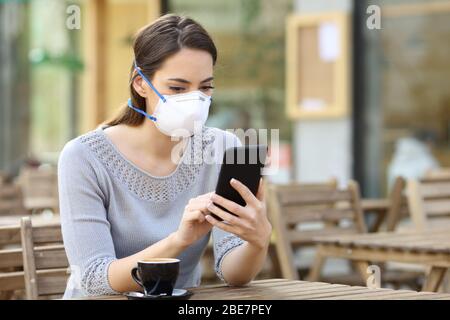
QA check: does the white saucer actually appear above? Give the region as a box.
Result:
[124,289,193,300]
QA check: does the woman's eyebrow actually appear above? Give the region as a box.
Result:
[168,78,190,84]
[200,77,214,83]
[167,77,214,84]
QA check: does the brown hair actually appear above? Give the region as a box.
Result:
[106,14,217,127]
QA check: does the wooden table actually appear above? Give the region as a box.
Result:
[310,228,450,292]
[77,279,450,300]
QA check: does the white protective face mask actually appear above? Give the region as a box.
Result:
[127,61,212,138]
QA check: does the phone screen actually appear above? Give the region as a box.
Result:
[211,145,267,221]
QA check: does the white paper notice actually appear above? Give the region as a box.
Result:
[318,22,340,62]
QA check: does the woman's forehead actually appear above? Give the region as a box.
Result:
[155,48,214,81]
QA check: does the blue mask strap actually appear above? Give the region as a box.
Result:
[127,98,157,122]
[134,61,167,103]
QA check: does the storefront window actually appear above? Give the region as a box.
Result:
[29,0,82,163]
[169,0,293,141]
[356,0,450,196]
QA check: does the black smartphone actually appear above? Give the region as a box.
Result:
[211,145,267,221]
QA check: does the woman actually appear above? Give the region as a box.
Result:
[58,14,272,298]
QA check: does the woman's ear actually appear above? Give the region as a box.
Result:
[132,76,147,98]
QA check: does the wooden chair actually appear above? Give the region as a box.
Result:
[425,168,450,180]
[407,176,450,231]
[0,224,25,299]
[0,184,28,216]
[384,176,409,231]
[369,176,425,290]
[20,217,68,299]
[17,167,59,213]
[380,176,450,292]
[267,180,367,281]
[387,173,450,232]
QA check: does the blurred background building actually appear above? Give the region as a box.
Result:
[1,0,450,199]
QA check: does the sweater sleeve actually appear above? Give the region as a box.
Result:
[58,139,119,296]
[211,129,245,282]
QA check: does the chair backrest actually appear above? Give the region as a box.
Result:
[385,176,409,231]
[267,179,366,280]
[0,184,28,216]
[407,176,450,231]
[17,167,59,212]
[20,217,68,299]
[0,224,25,298]
[425,168,450,180]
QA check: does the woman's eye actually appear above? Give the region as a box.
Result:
[200,86,215,92]
[169,86,185,92]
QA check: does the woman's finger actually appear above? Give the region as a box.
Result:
[230,178,259,207]
[185,210,205,223]
[256,178,265,201]
[196,210,206,223]
[205,214,237,234]
[210,193,247,218]
[186,195,213,213]
[187,201,211,213]
[207,202,243,227]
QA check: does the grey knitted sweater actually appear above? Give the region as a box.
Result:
[58,125,244,299]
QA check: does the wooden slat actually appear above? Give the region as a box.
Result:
[0,271,25,291]
[0,200,23,211]
[399,293,450,300]
[314,230,450,253]
[37,269,69,296]
[195,279,295,294]
[345,232,450,247]
[361,199,390,211]
[0,245,68,270]
[289,227,359,244]
[315,228,449,243]
[324,290,425,300]
[278,189,352,206]
[32,224,63,244]
[21,217,38,299]
[0,225,20,246]
[284,207,355,224]
[0,248,23,269]
[285,287,371,300]
[424,199,450,217]
[75,279,450,300]
[34,245,68,269]
[0,184,22,197]
[0,184,27,215]
[318,243,450,268]
[204,283,341,300]
[17,167,59,212]
[420,182,450,199]
[199,283,307,299]
[270,182,336,193]
[20,217,67,299]
[193,281,332,300]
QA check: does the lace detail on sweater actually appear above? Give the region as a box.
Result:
[214,234,245,282]
[79,126,216,203]
[81,257,118,296]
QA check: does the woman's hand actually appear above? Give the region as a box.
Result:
[173,192,214,248]
[205,178,272,250]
